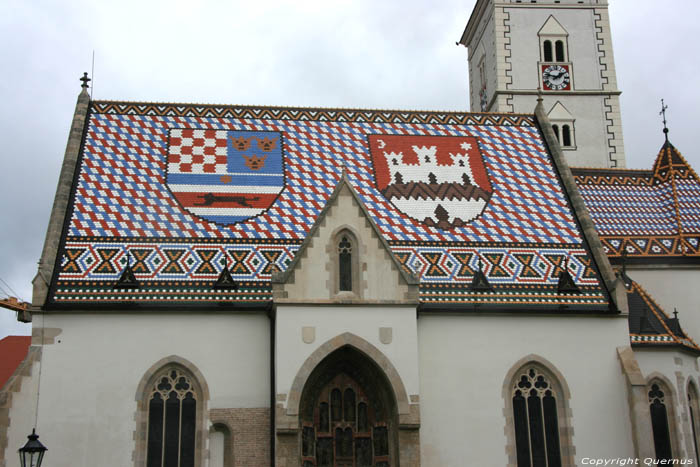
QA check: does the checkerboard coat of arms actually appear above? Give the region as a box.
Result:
[368,135,493,230]
[166,129,284,225]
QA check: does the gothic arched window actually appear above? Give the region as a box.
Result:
[147,367,199,467]
[338,235,352,291]
[511,367,562,467]
[649,382,673,460]
[552,124,560,143]
[688,383,700,463]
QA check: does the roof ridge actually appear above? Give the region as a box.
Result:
[90,99,536,118]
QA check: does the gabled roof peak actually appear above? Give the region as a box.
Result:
[651,139,698,184]
[625,272,700,353]
[538,15,568,36]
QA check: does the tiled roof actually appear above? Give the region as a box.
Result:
[573,141,700,262]
[0,336,31,389]
[623,272,700,353]
[48,101,611,310]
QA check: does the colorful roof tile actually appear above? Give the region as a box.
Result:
[623,272,700,353]
[573,141,700,262]
[48,101,611,310]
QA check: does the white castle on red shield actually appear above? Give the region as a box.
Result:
[372,137,493,230]
[384,141,477,186]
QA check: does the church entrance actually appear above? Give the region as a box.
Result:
[299,346,397,467]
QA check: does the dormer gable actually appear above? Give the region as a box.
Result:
[271,173,419,305]
[538,15,568,37]
[547,101,573,121]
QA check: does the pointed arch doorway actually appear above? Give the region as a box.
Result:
[299,345,398,467]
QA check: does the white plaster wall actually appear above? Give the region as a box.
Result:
[4,358,41,466]
[628,268,700,346]
[13,312,269,467]
[506,6,602,91]
[275,305,419,405]
[418,313,634,466]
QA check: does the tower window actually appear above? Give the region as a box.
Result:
[562,125,572,147]
[543,41,553,62]
[552,124,560,143]
[555,40,565,62]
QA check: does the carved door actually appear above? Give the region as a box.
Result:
[302,373,390,467]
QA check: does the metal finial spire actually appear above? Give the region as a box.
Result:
[673,308,679,320]
[660,99,669,142]
[80,72,91,89]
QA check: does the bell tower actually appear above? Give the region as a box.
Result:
[460,0,626,168]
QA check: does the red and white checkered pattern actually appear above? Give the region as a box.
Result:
[168,129,229,174]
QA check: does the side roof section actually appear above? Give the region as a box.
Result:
[573,140,700,264]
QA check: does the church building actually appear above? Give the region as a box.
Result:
[2,1,700,466]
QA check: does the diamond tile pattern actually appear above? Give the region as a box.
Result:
[53,103,607,306]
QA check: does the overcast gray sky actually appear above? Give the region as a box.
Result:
[1,0,698,337]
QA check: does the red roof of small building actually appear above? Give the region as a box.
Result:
[0,336,31,389]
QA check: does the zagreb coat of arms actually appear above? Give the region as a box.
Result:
[166,129,285,225]
[368,135,493,230]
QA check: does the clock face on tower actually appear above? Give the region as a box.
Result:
[541,64,571,91]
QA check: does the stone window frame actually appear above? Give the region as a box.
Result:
[686,378,700,463]
[133,355,210,467]
[539,33,568,64]
[646,373,682,459]
[550,120,576,150]
[502,354,575,467]
[326,226,365,300]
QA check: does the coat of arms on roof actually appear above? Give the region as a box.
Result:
[166,129,285,226]
[368,135,493,230]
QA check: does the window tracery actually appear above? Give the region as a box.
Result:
[147,367,198,467]
[338,235,353,291]
[511,367,562,467]
[649,382,673,460]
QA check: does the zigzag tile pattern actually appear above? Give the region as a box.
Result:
[91,102,536,126]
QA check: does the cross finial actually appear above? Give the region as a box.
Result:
[125,250,131,266]
[659,99,669,142]
[80,72,91,89]
[673,308,679,320]
[477,253,483,272]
